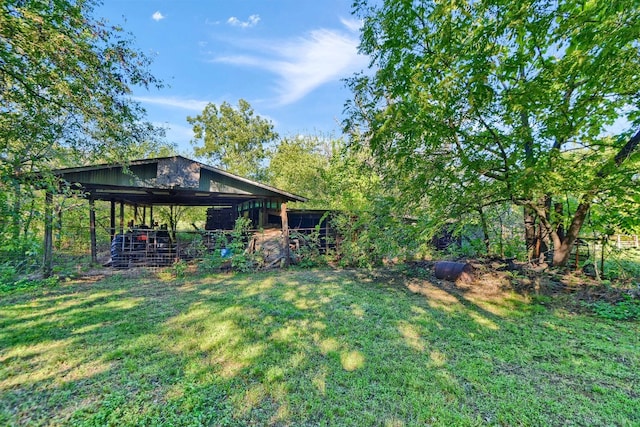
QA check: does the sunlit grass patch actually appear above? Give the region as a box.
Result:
[0,268,638,426]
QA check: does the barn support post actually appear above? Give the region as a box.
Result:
[89,196,97,264]
[150,205,154,227]
[119,202,125,233]
[259,199,267,228]
[281,203,289,267]
[43,191,54,278]
[110,200,116,241]
[232,203,238,223]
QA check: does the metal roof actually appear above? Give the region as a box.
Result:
[52,156,307,205]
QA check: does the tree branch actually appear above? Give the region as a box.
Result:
[612,128,640,168]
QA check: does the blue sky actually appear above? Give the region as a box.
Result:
[97,1,369,154]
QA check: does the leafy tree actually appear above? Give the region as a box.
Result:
[346,0,640,266]
[267,135,331,207]
[320,140,430,266]
[0,0,164,266]
[188,99,278,180]
[267,135,426,266]
[1,0,163,170]
[323,138,383,212]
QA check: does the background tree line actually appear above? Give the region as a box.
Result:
[188,0,640,268]
[1,0,638,277]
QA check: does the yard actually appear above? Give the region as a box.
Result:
[1,268,638,426]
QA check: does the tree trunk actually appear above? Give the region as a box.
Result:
[525,202,551,264]
[538,196,553,263]
[554,202,565,241]
[552,128,639,266]
[525,201,561,265]
[552,201,590,266]
[524,205,537,261]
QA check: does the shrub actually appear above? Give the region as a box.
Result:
[588,294,640,321]
[172,260,188,278]
[0,263,18,287]
[332,200,425,268]
[229,217,258,273]
[291,230,325,268]
[198,232,229,273]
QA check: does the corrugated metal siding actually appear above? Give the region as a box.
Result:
[199,169,272,196]
[130,164,158,180]
[60,164,158,187]
[61,168,132,186]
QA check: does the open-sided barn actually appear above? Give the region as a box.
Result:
[45,156,308,272]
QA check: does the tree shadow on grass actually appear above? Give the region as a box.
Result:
[1,268,638,426]
[0,274,210,425]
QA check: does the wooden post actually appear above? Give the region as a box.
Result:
[56,207,63,251]
[43,192,53,278]
[89,196,97,264]
[150,205,154,227]
[119,202,125,233]
[281,203,289,267]
[110,200,116,241]
[260,199,267,227]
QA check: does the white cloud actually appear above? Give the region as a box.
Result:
[340,17,362,33]
[151,11,165,22]
[134,96,210,112]
[212,20,368,105]
[227,14,260,28]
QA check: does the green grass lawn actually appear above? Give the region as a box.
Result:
[1,268,638,426]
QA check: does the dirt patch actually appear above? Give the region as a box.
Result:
[403,258,639,308]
